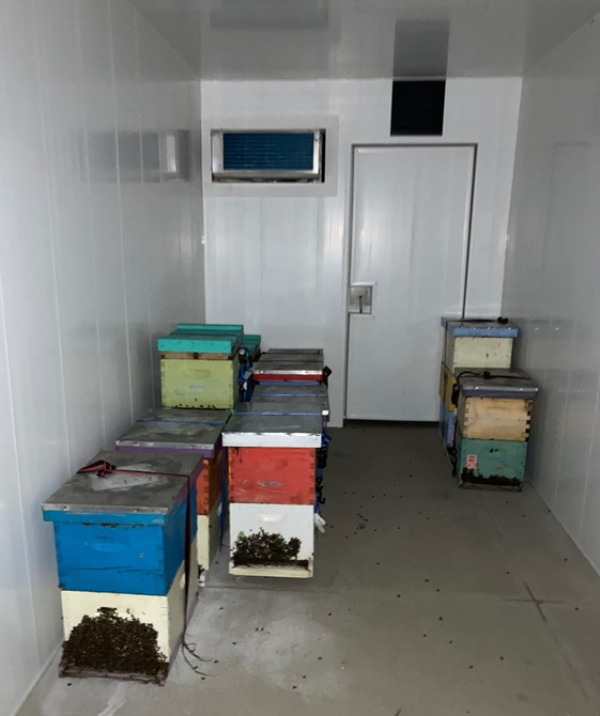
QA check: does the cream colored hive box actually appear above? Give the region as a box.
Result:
[457,370,538,441]
[60,536,199,683]
[443,319,519,371]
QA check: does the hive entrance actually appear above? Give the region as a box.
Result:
[61,607,168,682]
[232,528,307,568]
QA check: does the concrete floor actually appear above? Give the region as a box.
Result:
[20,424,600,716]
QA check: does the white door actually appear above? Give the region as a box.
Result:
[345,145,475,421]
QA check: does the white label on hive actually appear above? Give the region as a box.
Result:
[466,454,478,470]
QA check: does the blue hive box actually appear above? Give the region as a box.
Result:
[439,401,457,449]
[42,451,201,596]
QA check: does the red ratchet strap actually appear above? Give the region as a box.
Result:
[77,459,189,480]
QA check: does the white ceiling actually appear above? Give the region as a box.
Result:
[130,0,600,79]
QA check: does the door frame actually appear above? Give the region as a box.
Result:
[342,143,479,420]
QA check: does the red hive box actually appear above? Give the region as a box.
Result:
[255,373,320,382]
[229,447,316,504]
[199,447,223,515]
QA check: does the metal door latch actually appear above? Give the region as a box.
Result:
[349,283,374,314]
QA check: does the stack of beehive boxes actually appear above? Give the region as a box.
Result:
[439,318,518,449]
[159,323,245,409]
[454,370,538,489]
[42,451,201,684]
[223,349,329,578]
[439,318,538,490]
[115,408,230,576]
[41,323,263,683]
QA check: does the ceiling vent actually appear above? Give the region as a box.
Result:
[390,80,446,137]
[211,130,325,183]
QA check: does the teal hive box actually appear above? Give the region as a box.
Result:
[158,333,239,355]
[242,334,261,360]
[176,323,243,337]
[176,323,243,332]
[455,428,527,490]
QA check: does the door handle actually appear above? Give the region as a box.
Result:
[349,283,374,314]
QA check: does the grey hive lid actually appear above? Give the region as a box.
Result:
[265,348,323,356]
[443,319,519,338]
[236,395,329,417]
[254,358,323,375]
[459,369,538,399]
[116,420,224,452]
[253,383,328,397]
[42,450,201,514]
[258,352,324,363]
[222,413,322,447]
[138,407,230,425]
[235,396,329,416]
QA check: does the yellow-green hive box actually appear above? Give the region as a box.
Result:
[159,333,240,409]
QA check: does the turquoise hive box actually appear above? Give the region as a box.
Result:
[455,428,528,490]
[42,451,201,595]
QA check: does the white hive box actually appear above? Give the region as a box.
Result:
[229,503,314,579]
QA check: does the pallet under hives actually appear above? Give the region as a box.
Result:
[223,413,323,578]
[42,451,201,684]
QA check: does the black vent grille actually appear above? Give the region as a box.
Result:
[391,80,446,136]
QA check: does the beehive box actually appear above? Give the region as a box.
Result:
[115,414,227,570]
[159,332,241,357]
[229,503,314,578]
[253,356,324,383]
[159,330,241,409]
[265,348,324,357]
[59,534,198,684]
[455,428,528,490]
[439,362,471,410]
[253,382,328,398]
[242,334,262,360]
[457,370,538,441]
[228,447,316,505]
[198,497,221,573]
[235,394,330,421]
[442,319,518,371]
[439,401,457,449]
[176,323,244,336]
[42,451,200,595]
[258,351,322,362]
[136,407,231,425]
[223,413,322,449]
[224,413,321,505]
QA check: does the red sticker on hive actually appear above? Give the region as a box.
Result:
[466,454,478,470]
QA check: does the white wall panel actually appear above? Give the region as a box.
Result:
[0,2,202,714]
[201,78,522,425]
[503,15,600,574]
